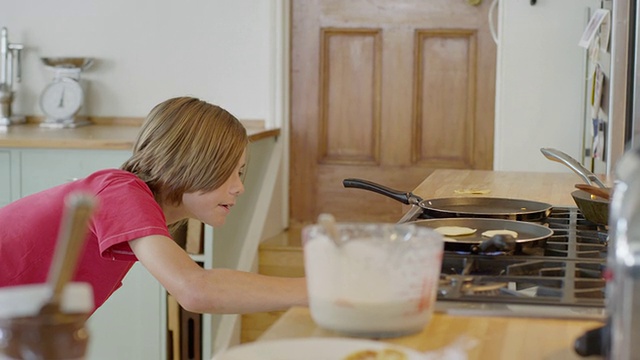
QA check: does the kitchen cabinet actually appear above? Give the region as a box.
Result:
[87,264,165,360]
[0,151,11,207]
[0,123,283,359]
[18,149,131,197]
[0,147,131,201]
[0,146,177,359]
[0,146,156,359]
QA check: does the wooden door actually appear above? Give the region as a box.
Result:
[290,0,496,226]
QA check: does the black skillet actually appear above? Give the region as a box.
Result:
[343,178,553,222]
[410,217,554,254]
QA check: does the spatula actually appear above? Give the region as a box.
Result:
[39,192,97,315]
[318,213,340,246]
[575,184,611,201]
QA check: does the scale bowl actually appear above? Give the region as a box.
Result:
[41,57,94,71]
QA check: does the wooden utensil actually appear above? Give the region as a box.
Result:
[39,193,96,316]
[575,184,611,200]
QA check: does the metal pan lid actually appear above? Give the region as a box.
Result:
[421,197,553,220]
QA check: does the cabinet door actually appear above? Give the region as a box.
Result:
[20,149,130,197]
[86,263,164,360]
[0,151,11,207]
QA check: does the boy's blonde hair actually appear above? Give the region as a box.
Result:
[121,97,248,205]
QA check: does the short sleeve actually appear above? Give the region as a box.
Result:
[90,172,171,261]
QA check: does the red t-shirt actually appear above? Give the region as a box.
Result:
[0,169,171,310]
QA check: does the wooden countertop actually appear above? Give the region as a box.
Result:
[411,169,604,207]
[256,169,606,359]
[259,307,602,359]
[0,122,280,150]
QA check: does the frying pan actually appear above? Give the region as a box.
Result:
[571,190,609,225]
[540,148,610,225]
[343,178,553,222]
[540,148,608,188]
[410,217,554,254]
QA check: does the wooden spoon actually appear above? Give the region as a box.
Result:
[575,184,610,201]
[317,213,340,246]
[39,193,96,316]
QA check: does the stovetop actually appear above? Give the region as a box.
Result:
[430,207,609,320]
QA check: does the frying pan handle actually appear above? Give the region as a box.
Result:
[540,148,608,188]
[342,178,422,205]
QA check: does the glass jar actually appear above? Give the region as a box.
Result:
[607,146,640,360]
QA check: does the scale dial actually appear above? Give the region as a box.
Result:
[39,77,84,121]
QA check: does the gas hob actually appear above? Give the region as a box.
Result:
[427,207,608,320]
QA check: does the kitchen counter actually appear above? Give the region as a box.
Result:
[255,169,606,359]
[0,121,279,150]
[259,307,602,359]
[410,169,607,207]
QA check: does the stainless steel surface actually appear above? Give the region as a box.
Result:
[397,205,423,224]
[608,0,632,171]
[541,147,611,224]
[607,146,640,360]
[632,0,640,151]
[0,27,24,127]
[541,148,608,188]
[400,205,608,320]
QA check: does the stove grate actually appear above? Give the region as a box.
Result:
[436,207,608,310]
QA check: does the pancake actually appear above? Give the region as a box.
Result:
[344,348,408,360]
[434,226,477,237]
[481,229,519,239]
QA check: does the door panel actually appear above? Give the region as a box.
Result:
[415,29,476,168]
[291,0,496,224]
[320,29,381,165]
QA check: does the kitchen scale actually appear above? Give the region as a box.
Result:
[39,57,94,128]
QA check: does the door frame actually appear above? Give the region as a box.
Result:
[267,0,291,232]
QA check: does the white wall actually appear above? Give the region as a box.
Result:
[1,0,273,122]
[2,2,289,355]
[2,0,289,233]
[494,0,601,172]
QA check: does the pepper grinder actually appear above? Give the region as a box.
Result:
[0,27,25,127]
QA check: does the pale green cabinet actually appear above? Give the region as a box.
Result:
[0,151,11,207]
[1,133,282,359]
[18,149,131,198]
[86,263,164,360]
[0,147,164,360]
[0,148,132,201]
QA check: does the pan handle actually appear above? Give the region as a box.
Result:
[540,148,608,188]
[342,178,422,205]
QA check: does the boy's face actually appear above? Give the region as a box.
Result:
[181,150,246,227]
